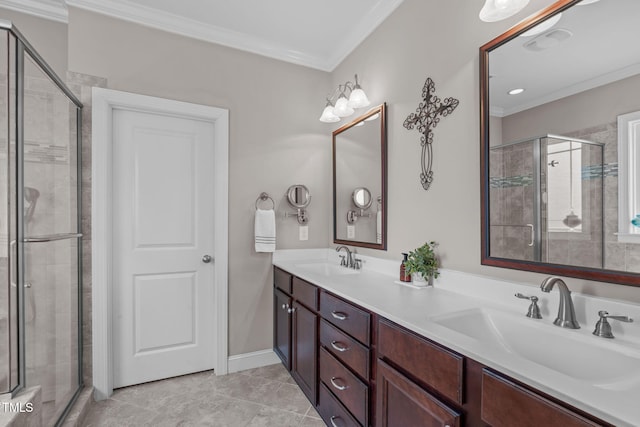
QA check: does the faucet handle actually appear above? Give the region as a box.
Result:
[515,293,542,319]
[338,255,346,266]
[593,311,633,339]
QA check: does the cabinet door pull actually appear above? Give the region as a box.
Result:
[330,377,348,391]
[281,304,288,310]
[330,416,342,427]
[331,311,348,320]
[287,307,296,314]
[330,341,349,352]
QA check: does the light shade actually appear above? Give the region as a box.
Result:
[348,87,370,109]
[319,105,340,123]
[333,95,354,117]
[479,0,530,22]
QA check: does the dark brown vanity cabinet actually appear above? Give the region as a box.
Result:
[273,268,319,405]
[481,370,605,427]
[317,290,373,427]
[274,266,613,427]
[375,318,611,427]
[377,319,463,427]
[274,287,292,370]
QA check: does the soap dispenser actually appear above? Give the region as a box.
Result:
[400,253,411,282]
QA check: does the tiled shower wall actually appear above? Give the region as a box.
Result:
[66,71,107,388]
[489,141,536,261]
[567,123,640,273]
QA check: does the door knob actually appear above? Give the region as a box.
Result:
[202,254,213,263]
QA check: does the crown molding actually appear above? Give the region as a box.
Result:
[0,0,68,23]
[7,0,405,71]
[66,0,331,70]
[325,0,405,71]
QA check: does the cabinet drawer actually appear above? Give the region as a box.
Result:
[292,276,318,311]
[274,267,292,294]
[481,370,603,427]
[317,383,361,427]
[377,359,461,427]
[320,319,369,380]
[378,319,463,405]
[320,347,369,426]
[320,292,370,345]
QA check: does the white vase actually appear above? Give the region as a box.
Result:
[411,273,433,287]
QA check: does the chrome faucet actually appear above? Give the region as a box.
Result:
[336,246,353,268]
[540,277,580,329]
[335,245,361,269]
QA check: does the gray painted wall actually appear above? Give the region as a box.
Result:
[66,7,333,357]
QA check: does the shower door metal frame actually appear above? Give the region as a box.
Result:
[0,20,84,426]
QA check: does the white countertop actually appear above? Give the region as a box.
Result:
[273,248,640,427]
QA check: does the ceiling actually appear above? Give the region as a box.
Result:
[0,0,405,71]
[490,0,640,116]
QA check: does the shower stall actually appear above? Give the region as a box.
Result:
[489,134,604,268]
[0,20,83,426]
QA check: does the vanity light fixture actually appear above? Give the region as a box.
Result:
[479,0,529,22]
[508,88,525,95]
[319,74,371,123]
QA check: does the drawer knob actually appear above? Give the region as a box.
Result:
[330,376,348,391]
[330,341,349,352]
[331,311,348,321]
[330,416,342,427]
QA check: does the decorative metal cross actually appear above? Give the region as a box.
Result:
[403,77,459,190]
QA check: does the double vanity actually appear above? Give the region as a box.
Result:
[272,249,640,427]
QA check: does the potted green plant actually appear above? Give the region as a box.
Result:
[404,241,439,286]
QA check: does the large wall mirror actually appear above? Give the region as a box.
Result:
[481,0,640,286]
[333,103,387,249]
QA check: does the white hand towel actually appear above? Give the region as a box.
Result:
[376,210,382,244]
[255,208,276,253]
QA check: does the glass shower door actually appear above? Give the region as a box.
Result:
[21,51,81,423]
[489,138,539,261]
[541,136,604,268]
[0,29,19,395]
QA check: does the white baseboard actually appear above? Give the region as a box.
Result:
[227,349,281,373]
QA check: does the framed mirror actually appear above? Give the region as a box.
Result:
[333,103,387,249]
[480,0,640,286]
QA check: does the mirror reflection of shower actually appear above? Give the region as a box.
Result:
[489,134,604,268]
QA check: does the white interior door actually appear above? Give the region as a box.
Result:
[112,108,216,388]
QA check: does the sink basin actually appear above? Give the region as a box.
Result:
[430,308,640,386]
[293,262,360,277]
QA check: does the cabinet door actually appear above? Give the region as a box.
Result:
[481,370,604,427]
[376,360,461,427]
[274,288,292,371]
[291,301,318,405]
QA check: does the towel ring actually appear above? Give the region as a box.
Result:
[255,192,275,210]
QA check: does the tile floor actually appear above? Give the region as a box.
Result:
[83,364,325,426]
